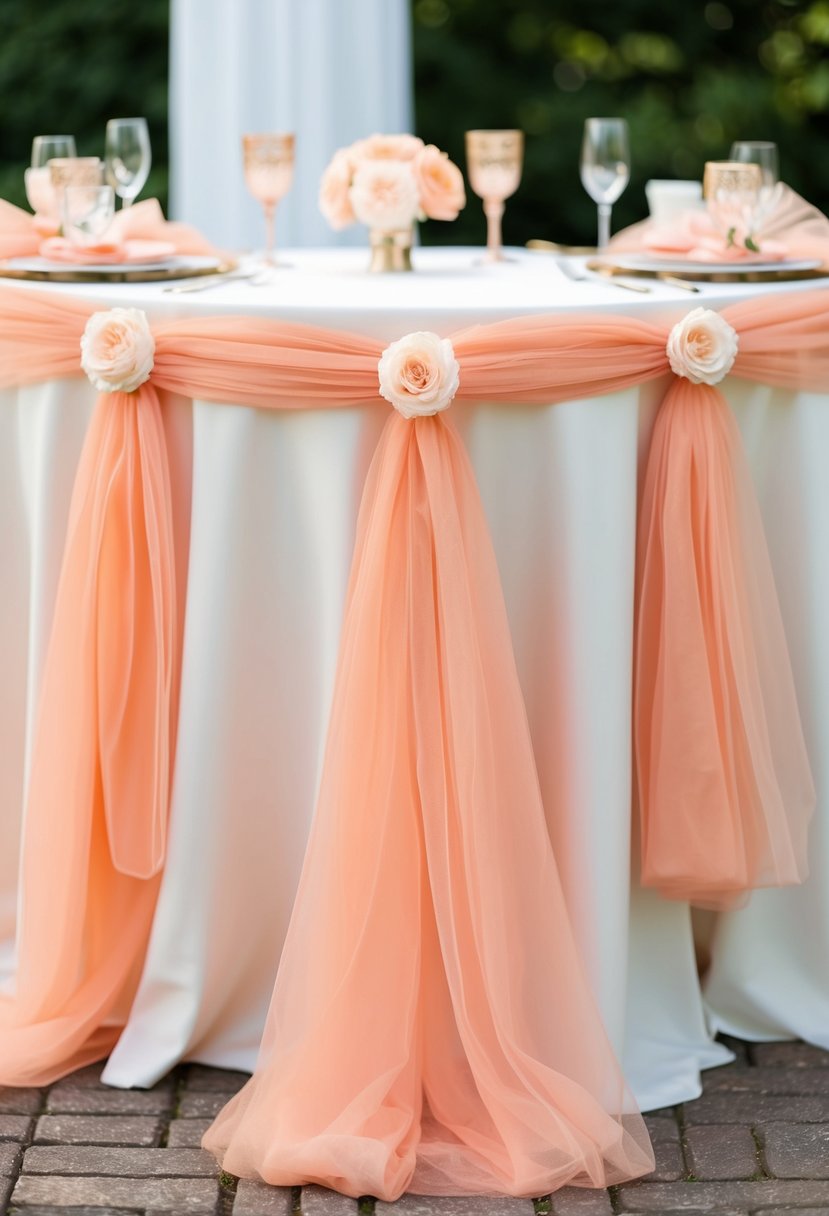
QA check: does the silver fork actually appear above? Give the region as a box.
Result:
[556,258,652,294]
[163,267,272,294]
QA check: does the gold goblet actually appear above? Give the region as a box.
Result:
[465,129,524,262]
[242,133,295,268]
[703,160,762,250]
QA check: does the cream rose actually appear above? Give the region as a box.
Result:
[80,307,155,393]
[318,149,355,230]
[350,160,420,232]
[413,145,466,221]
[351,133,425,162]
[666,307,738,385]
[378,331,460,419]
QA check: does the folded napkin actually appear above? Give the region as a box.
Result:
[39,236,178,265]
[0,197,219,261]
[610,185,829,264]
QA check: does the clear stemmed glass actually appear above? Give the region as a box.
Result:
[465,129,524,262]
[580,118,630,250]
[26,135,77,218]
[31,135,77,168]
[62,185,116,248]
[242,133,295,268]
[729,140,782,227]
[105,118,152,209]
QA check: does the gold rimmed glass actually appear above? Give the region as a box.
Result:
[242,133,295,268]
[465,129,523,262]
[48,158,104,215]
[703,160,762,247]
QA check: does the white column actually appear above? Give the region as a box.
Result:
[169,0,413,250]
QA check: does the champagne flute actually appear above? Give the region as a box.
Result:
[242,133,295,268]
[465,129,524,262]
[26,135,77,218]
[729,140,782,227]
[105,118,151,208]
[580,118,630,249]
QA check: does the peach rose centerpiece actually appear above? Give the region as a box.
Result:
[80,307,155,394]
[319,134,465,271]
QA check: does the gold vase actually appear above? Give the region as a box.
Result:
[368,226,414,272]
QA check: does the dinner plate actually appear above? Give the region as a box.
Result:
[608,253,823,275]
[0,254,232,283]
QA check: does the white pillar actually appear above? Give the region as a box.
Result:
[169,0,413,250]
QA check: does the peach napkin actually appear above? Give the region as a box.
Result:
[610,185,829,264]
[0,197,219,262]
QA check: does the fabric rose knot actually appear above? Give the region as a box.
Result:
[667,307,738,386]
[378,331,460,419]
[80,307,155,394]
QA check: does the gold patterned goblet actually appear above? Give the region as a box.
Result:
[703,160,763,250]
[48,158,104,220]
[242,133,295,268]
[465,129,524,262]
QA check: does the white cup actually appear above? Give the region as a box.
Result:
[645,179,703,223]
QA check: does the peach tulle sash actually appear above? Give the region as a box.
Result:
[0,283,824,1193]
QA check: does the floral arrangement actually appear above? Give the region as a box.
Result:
[319,134,466,233]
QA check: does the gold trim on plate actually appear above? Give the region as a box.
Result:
[0,258,237,284]
[588,259,829,284]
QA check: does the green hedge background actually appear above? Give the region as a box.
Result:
[1,0,827,247]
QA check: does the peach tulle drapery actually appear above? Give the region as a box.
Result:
[0,284,825,1196]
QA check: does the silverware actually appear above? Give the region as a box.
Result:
[557,258,652,294]
[163,267,269,294]
[656,274,701,293]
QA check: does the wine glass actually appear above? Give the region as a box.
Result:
[242,133,295,268]
[703,160,762,249]
[465,129,523,262]
[62,185,116,248]
[105,118,152,208]
[31,135,77,168]
[729,140,782,226]
[26,135,77,218]
[580,118,630,249]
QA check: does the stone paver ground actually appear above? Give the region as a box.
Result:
[0,1037,827,1215]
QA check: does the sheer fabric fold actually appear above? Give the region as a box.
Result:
[202,413,654,1198]
[0,382,175,1082]
[635,377,813,907]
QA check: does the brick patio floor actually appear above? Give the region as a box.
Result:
[0,1037,827,1215]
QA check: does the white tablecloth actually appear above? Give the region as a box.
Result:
[3,249,828,1109]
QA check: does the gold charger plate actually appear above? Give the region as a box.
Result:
[0,255,236,284]
[588,258,829,284]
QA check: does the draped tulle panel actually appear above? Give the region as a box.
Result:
[0,383,175,1083]
[202,412,654,1198]
[635,377,814,907]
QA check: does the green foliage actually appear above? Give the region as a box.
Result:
[0,0,169,212]
[1,0,826,251]
[413,0,829,246]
